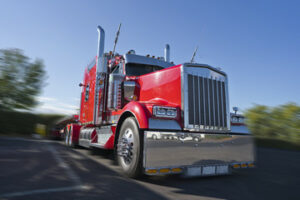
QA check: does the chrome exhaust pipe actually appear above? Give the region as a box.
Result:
[97,26,106,73]
[94,25,106,125]
[164,44,170,62]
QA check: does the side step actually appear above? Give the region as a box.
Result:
[79,126,114,149]
[79,139,106,149]
[90,143,105,148]
[79,139,90,148]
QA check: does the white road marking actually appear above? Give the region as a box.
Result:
[0,139,86,198]
[0,185,87,198]
[0,137,53,143]
[0,159,18,162]
[46,144,82,185]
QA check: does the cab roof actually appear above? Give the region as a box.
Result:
[124,54,174,68]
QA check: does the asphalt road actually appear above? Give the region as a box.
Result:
[0,137,299,200]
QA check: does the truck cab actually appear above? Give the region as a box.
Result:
[65,25,255,178]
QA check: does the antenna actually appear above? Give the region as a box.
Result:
[190,46,198,63]
[112,23,122,55]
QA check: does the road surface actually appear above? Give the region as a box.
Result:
[0,137,299,200]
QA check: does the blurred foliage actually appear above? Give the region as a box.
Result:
[245,103,300,145]
[0,110,65,136]
[0,48,46,111]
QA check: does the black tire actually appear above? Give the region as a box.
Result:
[69,127,77,148]
[65,129,70,146]
[117,117,143,178]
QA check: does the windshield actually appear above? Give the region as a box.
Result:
[125,63,164,76]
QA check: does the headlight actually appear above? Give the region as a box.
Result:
[153,106,177,118]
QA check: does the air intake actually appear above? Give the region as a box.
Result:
[182,64,230,132]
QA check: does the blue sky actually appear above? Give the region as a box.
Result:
[1,0,299,114]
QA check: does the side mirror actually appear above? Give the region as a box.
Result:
[79,83,85,87]
[232,107,239,114]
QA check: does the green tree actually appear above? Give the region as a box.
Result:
[0,48,46,111]
[245,103,300,143]
[276,103,300,141]
[245,105,273,137]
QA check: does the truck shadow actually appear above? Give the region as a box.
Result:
[60,142,300,200]
[55,143,168,200]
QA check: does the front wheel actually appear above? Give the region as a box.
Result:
[117,117,143,178]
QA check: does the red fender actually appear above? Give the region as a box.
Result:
[120,101,150,129]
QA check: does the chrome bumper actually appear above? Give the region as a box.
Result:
[143,131,255,176]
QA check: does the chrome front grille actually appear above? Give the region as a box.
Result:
[183,65,230,132]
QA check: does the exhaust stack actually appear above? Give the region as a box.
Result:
[97,26,106,73]
[164,44,170,62]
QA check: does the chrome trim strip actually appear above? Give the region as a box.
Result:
[145,164,233,176]
[93,72,100,124]
[225,75,231,130]
[193,74,196,127]
[180,65,184,115]
[231,125,250,134]
[216,79,220,128]
[184,63,227,76]
[89,143,105,148]
[202,76,206,128]
[198,75,201,128]
[207,77,211,128]
[212,77,215,128]
[220,79,224,128]
[148,119,181,130]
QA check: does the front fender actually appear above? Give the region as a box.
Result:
[120,101,150,129]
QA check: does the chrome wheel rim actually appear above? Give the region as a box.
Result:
[118,128,134,166]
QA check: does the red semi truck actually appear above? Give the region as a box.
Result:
[64,25,255,178]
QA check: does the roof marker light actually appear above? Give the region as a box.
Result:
[171,168,182,173]
[159,168,170,173]
[233,164,240,168]
[241,163,247,168]
[248,163,254,168]
[146,169,158,174]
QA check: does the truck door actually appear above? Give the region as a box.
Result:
[80,60,97,124]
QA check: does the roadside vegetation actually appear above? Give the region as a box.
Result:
[0,48,64,136]
[0,48,46,111]
[245,103,300,151]
[0,110,64,136]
